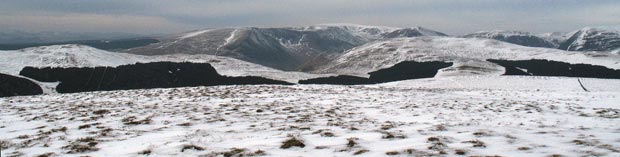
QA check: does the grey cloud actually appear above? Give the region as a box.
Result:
[0,0,618,34]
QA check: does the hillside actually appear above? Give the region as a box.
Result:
[125,24,447,70]
[0,44,325,83]
[559,26,620,51]
[318,37,620,77]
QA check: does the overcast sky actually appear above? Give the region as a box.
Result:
[1,0,618,35]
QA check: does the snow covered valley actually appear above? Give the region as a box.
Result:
[1,76,619,157]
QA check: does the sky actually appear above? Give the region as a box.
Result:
[0,0,619,35]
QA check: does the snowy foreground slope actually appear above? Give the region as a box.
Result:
[1,76,619,157]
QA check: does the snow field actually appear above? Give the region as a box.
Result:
[1,76,619,156]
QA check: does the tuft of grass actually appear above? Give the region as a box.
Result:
[122,116,152,125]
[206,148,266,157]
[454,149,467,155]
[16,135,30,139]
[571,139,592,146]
[221,148,246,157]
[181,144,205,152]
[138,149,152,155]
[93,109,110,115]
[78,124,91,130]
[518,147,531,151]
[63,137,99,154]
[1,139,13,149]
[382,132,406,139]
[433,124,447,131]
[385,151,400,155]
[35,152,56,157]
[473,131,490,137]
[320,132,335,137]
[177,122,192,126]
[6,151,25,157]
[427,142,446,151]
[353,149,369,155]
[315,146,329,149]
[463,140,486,148]
[280,137,305,149]
[346,138,358,148]
[380,122,394,130]
[51,127,67,132]
[250,150,266,156]
[427,137,440,142]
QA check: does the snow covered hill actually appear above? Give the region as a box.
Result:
[381,26,448,38]
[318,37,620,77]
[0,44,325,83]
[124,24,447,71]
[462,30,556,48]
[0,45,141,75]
[559,26,620,51]
[1,76,619,157]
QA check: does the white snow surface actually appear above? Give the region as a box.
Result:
[178,30,212,39]
[320,37,620,76]
[469,30,533,37]
[304,23,400,39]
[0,45,140,75]
[311,23,400,33]
[564,26,620,51]
[1,76,619,157]
[0,44,325,83]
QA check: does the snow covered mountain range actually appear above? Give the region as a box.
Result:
[2,24,620,157]
[123,24,620,71]
[3,24,620,79]
[125,24,447,70]
[1,23,620,96]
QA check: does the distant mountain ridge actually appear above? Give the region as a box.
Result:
[0,31,146,44]
[125,24,448,71]
[559,26,620,51]
[0,38,159,51]
[462,30,557,48]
